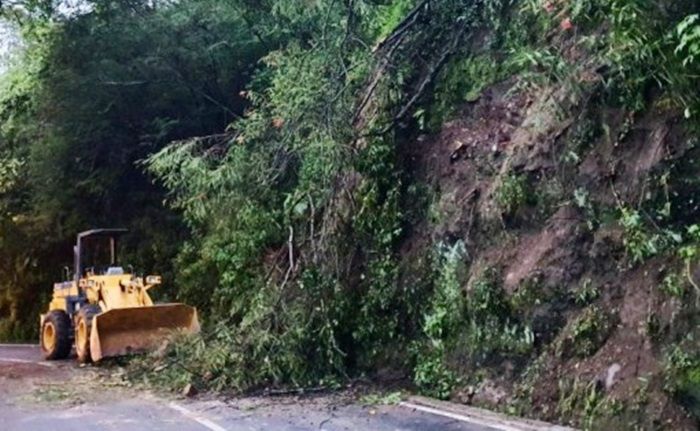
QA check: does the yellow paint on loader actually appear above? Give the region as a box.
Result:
[39,229,200,362]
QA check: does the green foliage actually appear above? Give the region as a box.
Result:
[0,155,21,194]
[574,278,600,306]
[414,261,534,398]
[556,375,651,431]
[676,14,700,70]
[664,344,700,420]
[560,306,613,358]
[508,47,571,87]
[557,378,607,430]
[619,207,679,264]
[429,54,501,127]
[130,269,351,392]
[352,139,414,367]
[467,269,512,323]
[496,173,528,216]
[679,224,700,263]
[570,307,609,356]
[413,242,466,398]
[574,188,598,231]
[510,275,546,313]
[602,0,667,110]
[424,243,467,338]
[370,0,418,41]
[138,0,522,394]
[661,272,686,299]
[499,0,700,114]
[413,351,458,400]
[360,391,404,406]
[144,0,449,391]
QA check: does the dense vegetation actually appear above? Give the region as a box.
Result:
[0,0,267,338]
[2,0,700,428]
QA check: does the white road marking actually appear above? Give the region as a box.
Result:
[169,402,229,431]
[399,401,526,431]
[0,357,54,367]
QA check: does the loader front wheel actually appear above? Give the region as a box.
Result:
[75,305,101,363]
[41,310,72,360]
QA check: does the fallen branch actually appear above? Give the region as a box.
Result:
[353,0,431,125]
[258,386,330,397]
[278,226,295,291]
[377,24,469,135]
[685,259,700,307]
[374,0,431,53]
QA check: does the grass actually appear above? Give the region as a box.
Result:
[360,390,404,406]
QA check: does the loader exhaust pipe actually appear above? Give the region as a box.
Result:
[90,304,199,362]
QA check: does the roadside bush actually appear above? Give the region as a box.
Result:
[664,345,700,421]
[414,253,534,398]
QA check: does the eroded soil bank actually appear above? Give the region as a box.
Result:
[396,75,698,429]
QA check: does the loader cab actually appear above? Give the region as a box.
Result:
[73,228,129,281]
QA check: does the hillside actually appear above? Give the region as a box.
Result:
[1,1,699,429]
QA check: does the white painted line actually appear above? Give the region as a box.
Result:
[399,401,525,431]
[169,402,229,431]
[0,357,54,367]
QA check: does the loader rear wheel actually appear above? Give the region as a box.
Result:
[41,310,72,360]
[75,305,101,363]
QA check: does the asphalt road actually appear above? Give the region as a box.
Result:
[0,344,499,431]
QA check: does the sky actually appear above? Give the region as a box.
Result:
[0,20,21,75]
[1,0,93,75]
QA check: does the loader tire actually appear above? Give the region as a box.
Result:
[41,310,72,360]
[75,305,101,363]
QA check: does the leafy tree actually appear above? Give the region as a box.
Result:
[0,0,268,339]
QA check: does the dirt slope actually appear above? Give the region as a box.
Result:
[399,78,697,429]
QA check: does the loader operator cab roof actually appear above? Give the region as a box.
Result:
[74,228,128,281]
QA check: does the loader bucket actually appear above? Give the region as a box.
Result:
[90,304,199,362]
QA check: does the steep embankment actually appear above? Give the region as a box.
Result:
[399,78,697,428]
[379,3,700,428]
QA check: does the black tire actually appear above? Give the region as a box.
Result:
[41,310,72,360]
[75,304,101,363]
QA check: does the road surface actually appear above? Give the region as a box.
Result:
[0,344,500,431]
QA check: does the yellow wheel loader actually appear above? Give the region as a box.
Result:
[40,229,199,362]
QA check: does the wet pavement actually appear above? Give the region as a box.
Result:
[0,344,498,431]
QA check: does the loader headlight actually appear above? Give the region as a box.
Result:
[146,275,162,285]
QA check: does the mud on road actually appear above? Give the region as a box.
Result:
[0,345,505,431]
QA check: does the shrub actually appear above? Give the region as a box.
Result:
[560,306,613,358]
[496,174,529,217]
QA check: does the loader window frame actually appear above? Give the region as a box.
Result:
[74,229,128,281]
